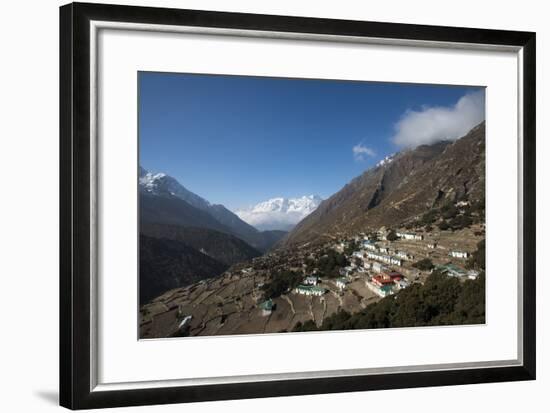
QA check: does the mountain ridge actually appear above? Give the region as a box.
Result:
[139,167,286,251]
[141,223,262,266]
[284,122,485,246]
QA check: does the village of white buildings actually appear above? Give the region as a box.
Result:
[255,222,484,316]
[332,229,480,298]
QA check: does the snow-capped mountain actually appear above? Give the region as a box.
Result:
[139,166,211,211]
[235,195,323,231]
[138,166,287,251]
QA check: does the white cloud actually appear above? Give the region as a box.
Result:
[391,90,485,148]
[353,143,376,161]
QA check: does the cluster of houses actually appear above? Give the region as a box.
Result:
[258,228,477,316]
[396,231,424,241]
[293,275,327,297]
[366,271,410,298]
[257,274,328,317]
[362,240,377,251]
[359,238,416,265]
[371,262,388,273]
[366,251,403,267]
[341,229,478,286]
[340,264,364,277]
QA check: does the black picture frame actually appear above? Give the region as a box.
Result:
[60,2,536,410]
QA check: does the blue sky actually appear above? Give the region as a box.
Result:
[139,72,484,210]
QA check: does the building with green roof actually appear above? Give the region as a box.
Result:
[336,278,348,290]
[294,285,326,297]
[435,263,467,278]
[259,299,275,316]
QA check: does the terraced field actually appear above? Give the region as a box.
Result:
[140,270,384,338]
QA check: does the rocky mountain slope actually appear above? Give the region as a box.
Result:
[284,122,485,246]
[140,192,230,234]
[139,167,286,251]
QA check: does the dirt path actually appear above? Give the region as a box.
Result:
[307,297,314,322]
[330,290,343,307]
[282,294,295,315]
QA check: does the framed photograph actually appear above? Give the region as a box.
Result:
[60,2,536,409]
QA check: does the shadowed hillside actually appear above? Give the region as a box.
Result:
[141,223,262,266]
[140,234,227,304]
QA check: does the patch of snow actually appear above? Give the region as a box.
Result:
[139,171,166,191]
[376,153,395,168]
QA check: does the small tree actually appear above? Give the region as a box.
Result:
[442,205,458,219]
[421,209,438,225]
[449,215,473,230]
[387,230,398,241]
[412,258,434,271]
[438,221,450,231]
[344,240,358,256]
[466,239,485,270]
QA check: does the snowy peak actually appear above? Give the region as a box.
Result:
[139,170,167,191]
[251,195,322,214]
[235,195,323,231]
[138,166,211,210]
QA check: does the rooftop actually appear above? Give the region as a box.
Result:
[259,299,274,311]
[435,264,467,275]
[295,285,326,293]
